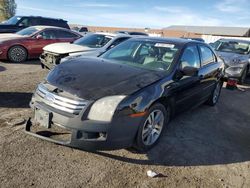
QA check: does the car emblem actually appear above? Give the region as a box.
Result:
[45,93,55,103]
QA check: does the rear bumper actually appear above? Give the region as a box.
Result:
[25,101,142,151]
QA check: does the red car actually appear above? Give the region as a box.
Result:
[0,26,82,62]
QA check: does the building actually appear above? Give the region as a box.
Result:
[164,25,250,43]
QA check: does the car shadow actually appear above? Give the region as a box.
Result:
[87,88,250,167]
[0,59,40,65]
[0,92,32,108]
[0,65,6,72]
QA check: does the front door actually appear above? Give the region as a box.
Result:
[173,44,204,112]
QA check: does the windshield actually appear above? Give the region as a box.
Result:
[74,34,112,48]
[101,40,180,72]
[216,41,250,55]
[16,27,39,36]
[4,16,22,25]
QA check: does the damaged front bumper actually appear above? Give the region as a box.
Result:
[40,52,68,70]
[24,101,142,151]
[224,66,246,80]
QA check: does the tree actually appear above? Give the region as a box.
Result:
[0,0,17,22]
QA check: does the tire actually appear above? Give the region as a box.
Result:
[8,45,27,63]
[206,81,223,106]
[133,103,170,152]
[239,68,247,84]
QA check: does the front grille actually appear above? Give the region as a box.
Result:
[36,84,88,115]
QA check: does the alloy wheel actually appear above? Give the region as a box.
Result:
[142,110,164,146]
[213,82,221,104]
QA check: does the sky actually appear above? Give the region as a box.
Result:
[15,0,250,28]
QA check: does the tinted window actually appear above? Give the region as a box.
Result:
[180,46,200,69]
[39,29,58,39]
[19,18,30,27]
[56,30,78,38]
[199,46,215,66]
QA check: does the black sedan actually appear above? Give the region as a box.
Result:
[25,37,224,152]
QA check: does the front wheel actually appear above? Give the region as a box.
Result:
[133,103,170,152]
[206,81,223,106]
[8,46,28,63]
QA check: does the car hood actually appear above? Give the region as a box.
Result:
[46,57,165,100]
[43,43,95,54]
[0,34,25,41]
[216,51,249,66]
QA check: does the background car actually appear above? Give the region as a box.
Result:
[115,30,149,36]
[0,16,70,33]
[0,26,81,62]
[71,26,89,36]
[211,39,250,83]
[182,37,205,42]
[26,38,224,152]
[40,32,132,69]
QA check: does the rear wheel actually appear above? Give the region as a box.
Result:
[8,46,27,63]
[206,81,223,106]
[133,103,170,152]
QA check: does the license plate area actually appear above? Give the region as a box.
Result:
[35,108,52,128]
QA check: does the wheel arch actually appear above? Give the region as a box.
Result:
[149,96,176,119]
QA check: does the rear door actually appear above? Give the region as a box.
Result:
[173,44,204,111]
[198,45,219,99]
[55,30,80,43]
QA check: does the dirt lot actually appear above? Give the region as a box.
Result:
[0,60,250,188]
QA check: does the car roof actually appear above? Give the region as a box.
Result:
[218,38,250,44]
[92,32,131,38]
[30,25,69,30]
[129,37,203,45]
[15,15,67,21]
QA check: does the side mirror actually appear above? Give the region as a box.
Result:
[36,35,43,39]
[181,66,198,76]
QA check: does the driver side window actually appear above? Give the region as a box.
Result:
[180,45,200,69]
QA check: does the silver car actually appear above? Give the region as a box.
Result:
[40,32,132,69]
[211,39,250,83]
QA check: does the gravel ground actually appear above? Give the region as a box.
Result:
[0,60,250,188]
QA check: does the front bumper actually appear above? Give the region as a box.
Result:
[40,52,67,70]
[25,100,142,151]
[224,66,245,79]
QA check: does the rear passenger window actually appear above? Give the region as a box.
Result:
[180,46,200,69]
[199,46,215,66]
[56,30,78,38]
[39,30,58,39]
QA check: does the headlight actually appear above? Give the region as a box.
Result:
[88,95,126,122]
[225,67,243,74]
